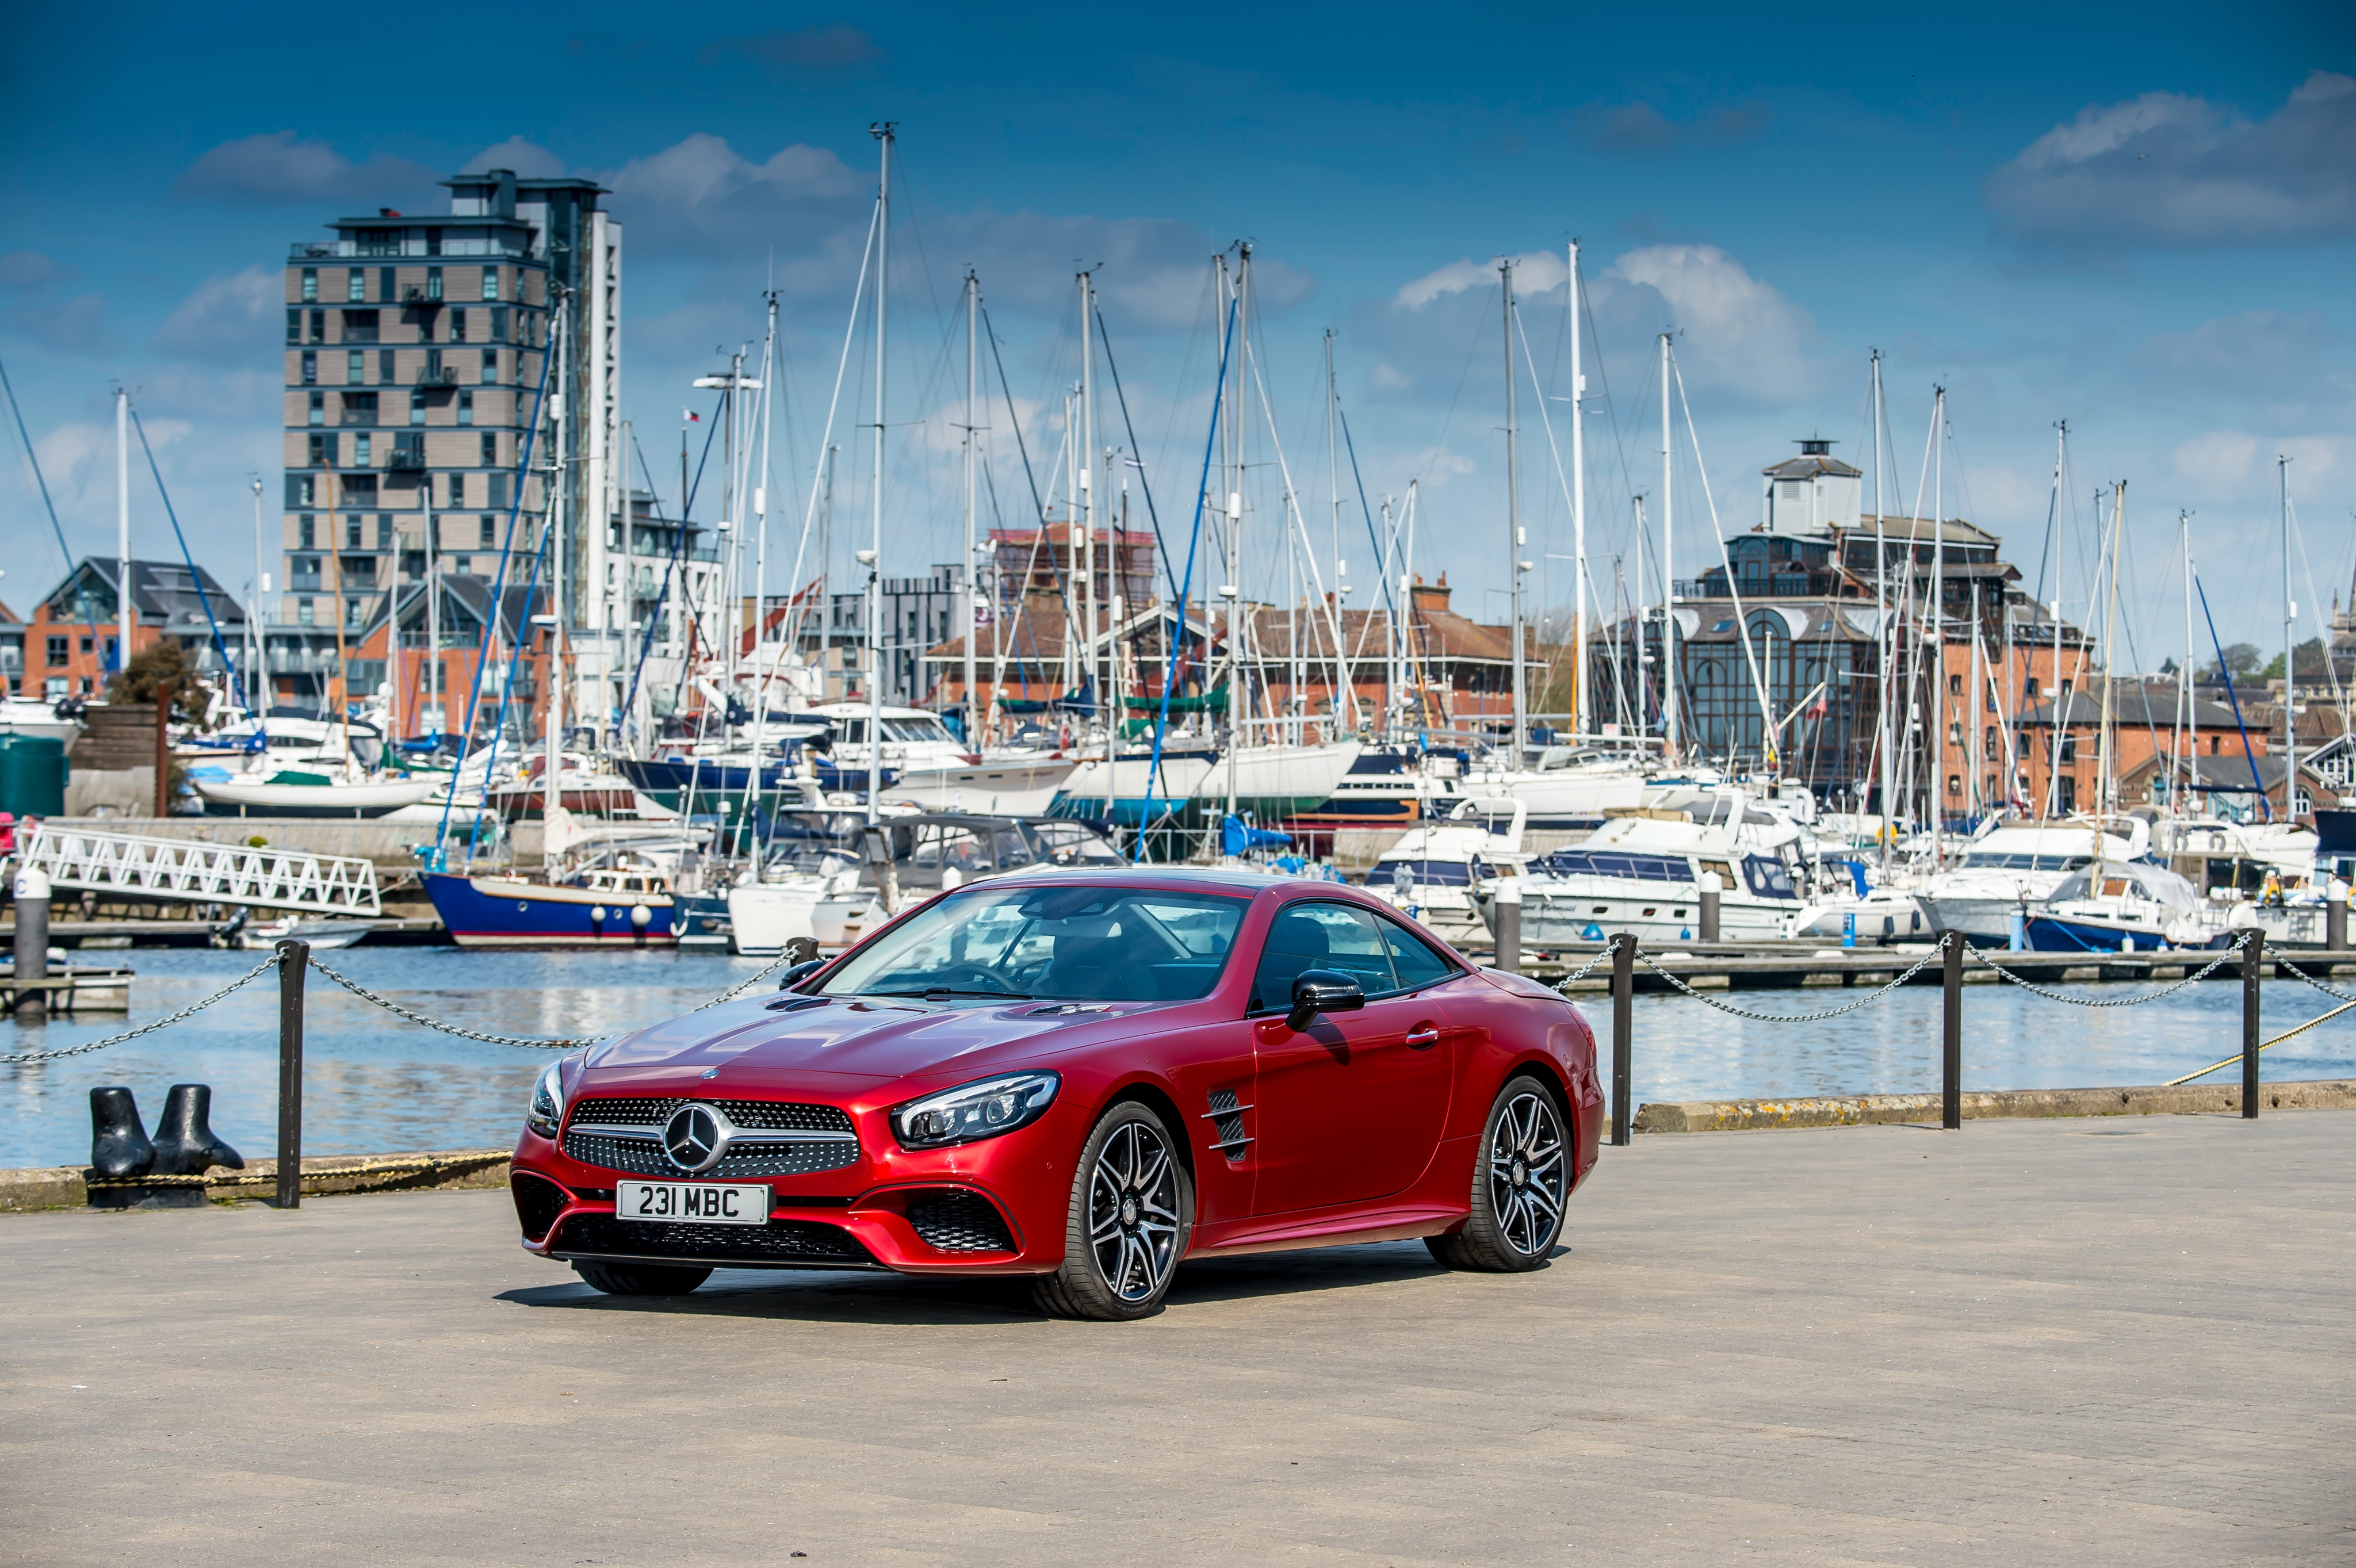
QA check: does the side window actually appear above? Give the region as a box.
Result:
[1249,903,1395,1013]
[1378,917,1458,992]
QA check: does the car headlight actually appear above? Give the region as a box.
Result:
[525,1062,565,1138]
[889,1071,1059,1150]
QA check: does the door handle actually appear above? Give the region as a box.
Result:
[1405,1025,1441,1049]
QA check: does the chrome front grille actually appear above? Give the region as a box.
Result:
[561,1096,859,1179]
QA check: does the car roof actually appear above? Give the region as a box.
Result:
[991,864,1370,898]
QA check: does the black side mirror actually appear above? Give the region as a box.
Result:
[1287,968,1366,1031]
[776,955,827,991]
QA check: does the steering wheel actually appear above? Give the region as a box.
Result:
[931,964,1021,995]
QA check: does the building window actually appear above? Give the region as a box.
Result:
[480,432,495,465]
[479,516,496,548]
[286,476,315,510]
[347,269,364,303]
[2024,676,2040,699]
[377,515,393,550]
[380,349,395,383]
[1947,674,1961,696]
[1946,774,1961,797]
[341,473,377,507]
[297,598,314,626]
[347,349,365,384]
[2210,736,2221,755]
[2059,679,2072,697]
[2059,735,2078,763]
[410,391,426,426]
[380,266,395,301]
[286,308,302,345]
[394,430,423,467]
[301,268,318,303]
[354,433,372,465]
[308,391,324,426]
[444,473,463,508]
[341,391,378,426]
[487,472,507,510]
[426,266,442,302]
[308,433,332,467]
[45,634,67,666]
[482,267,499,301]
[1984,725,2000,755]
[480,350,498,384]
[458,391,473,426]
[309,308,325,343]
[489,307,507,342]
[342,309,380,343]
[298,515,315,548]
[448,308,466,343]
[426,347,443,382]
[301,351,317,385]
[345,517,364,549]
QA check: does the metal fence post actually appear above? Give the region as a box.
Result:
[1942,930,1963,1130]
[275,939,309,1207]
[1493,882,1523,976]
[2242,929,2262,1120]
[1609,932,1634,1146]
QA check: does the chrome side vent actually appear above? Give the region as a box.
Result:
[1202,1088,1251,1161]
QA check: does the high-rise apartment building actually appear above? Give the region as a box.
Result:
[276,167,629,734]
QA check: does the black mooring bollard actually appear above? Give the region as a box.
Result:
[89,1086,155,1179]
[1942,930,1963,1130]
[150,1084,244,1176]
[2242,929,2263,1120]
[275,939,309,1207]
[1609,932,1635,1146]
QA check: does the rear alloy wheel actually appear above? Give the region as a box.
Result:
[572,1260,714,1296]
[1426,1074,1568,1272]
[1032,1102,1193,1321]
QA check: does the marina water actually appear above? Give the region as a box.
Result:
[3,949,2352,1169]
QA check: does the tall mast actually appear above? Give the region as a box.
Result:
[1501,258,1525,760]
[2047,422,2067,821]
[114,389,131,687]
[866,122,893,824]
[963,271,979,748]
[250,478,266,718]
[2282,454,2297,822]
[744,295,777,834]
[1225,248,1249,821]
[1569,239,1588,741]
[1929,386,1945,857]
[422,457,436,739]
[1871,351,1893,861]
[1324,329,1339,740]
[544,300,569,866]
[2179,510,2197,806]
[2096,480,2125,822]
[1658,332,1676,761]
[1080,271,1112,817]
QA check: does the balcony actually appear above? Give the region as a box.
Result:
[416,367,458,386]
[402,286,444,307]
[388,450,427,472]
[288,238,536,262]
[1676,572,1844,601]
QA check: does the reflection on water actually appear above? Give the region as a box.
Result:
[4,950,2352,1168]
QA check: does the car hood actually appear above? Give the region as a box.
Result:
[581,993,1170,1096]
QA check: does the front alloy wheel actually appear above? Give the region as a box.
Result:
[1034,1102,1192,1320]
[1428,1074,1568,1272]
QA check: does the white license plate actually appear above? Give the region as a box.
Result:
[615,1180,770,1225]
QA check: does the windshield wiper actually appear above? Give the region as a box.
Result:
[872,986,1035,1000]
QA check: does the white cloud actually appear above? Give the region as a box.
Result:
[150,266,278,362]
[2171,429,2344,502]
[1392,250,1565,311]
[1986,70,2356,247]
[173,132,438,205]
[0,251,73,288]
[459,137,568,178]
[1599,244,1822,399]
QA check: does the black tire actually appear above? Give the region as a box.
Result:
[1426,1074,1569,1272]
[572,1260,714,1296]
[1032,1101,1194,1321]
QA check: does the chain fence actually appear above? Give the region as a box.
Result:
[1632,946,1945,1024]
[1967,934,2252,1007]
[0,952,285,1066]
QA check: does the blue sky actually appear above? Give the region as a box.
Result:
[2,1,2350,667]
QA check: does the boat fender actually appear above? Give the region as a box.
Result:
[630,904,652,929]
[591,907,607,925]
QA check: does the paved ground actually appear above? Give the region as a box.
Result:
[2,1112,2350,1567]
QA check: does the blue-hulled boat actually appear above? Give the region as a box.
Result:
[422,866,677,948]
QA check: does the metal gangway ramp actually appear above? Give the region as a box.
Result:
[21,825,383,916]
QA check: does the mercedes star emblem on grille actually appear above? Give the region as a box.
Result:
[661,1103,732,1173]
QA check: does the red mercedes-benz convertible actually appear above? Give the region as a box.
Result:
[509,867,1602,1319]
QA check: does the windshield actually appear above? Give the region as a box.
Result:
[819,885,1247,1002]
[1026,820,1123,865]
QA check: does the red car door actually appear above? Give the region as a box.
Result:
[1247,901,1455,1217]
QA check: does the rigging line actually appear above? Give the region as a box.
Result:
[1246,320,1351,726]
[1412,280,1495,492]
[0,355,75,574]
[2195,572,2271,820]
[1669,353,1780,765]
[779,203,879,659]
[2288,492,2347,714]
[1512,302,1611,650]
[432,331,557,865]
[617,426,709,736]
[1092,301,1183,606]
[1334,400,1397,622]
[127,404,236,687]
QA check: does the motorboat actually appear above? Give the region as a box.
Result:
[1278,749,1473,850]
[1461,745,1650,832]
[1366,798,1532,951]
[882,752,1078,816]
[0,694,83,747]
[230,914,378,951]
[725,809,878,957]
[1504,793,1808,946]
[1917,819,2149,947]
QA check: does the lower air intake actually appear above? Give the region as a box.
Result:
[553,1213,876,1267]
[511,1172,569,1242]
[905,1189,1016,1253]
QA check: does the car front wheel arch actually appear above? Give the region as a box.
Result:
[1100,1080,1196,1190]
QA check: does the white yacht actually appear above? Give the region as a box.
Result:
[1506,794,1808,946]
[0,694,82,747]
[2026,859,2220,953]
[1366,797,1532,951]
[1916,819,2149,947]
